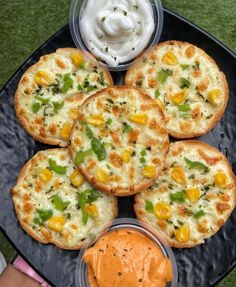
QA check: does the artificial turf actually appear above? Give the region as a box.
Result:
[0,0,235,286]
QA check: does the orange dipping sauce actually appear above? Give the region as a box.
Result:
[83,228,173,287]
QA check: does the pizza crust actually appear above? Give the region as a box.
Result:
[134,140,236,248]
[14,48,113,147]
[125,40,229,139]
[69,86,169,196]
[11,148,118,250]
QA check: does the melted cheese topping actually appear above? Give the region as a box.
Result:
[70,86,169,195]
[125,41,228,138]
[135,141,235,247]
[16,48,112,146]
[83,228,173,287]
[12,149,117,248]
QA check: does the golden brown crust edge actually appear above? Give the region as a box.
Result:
[69,86,169,196]
[14,48,113,147]
[125,40,229,139]
[134,140,236,248]
[11,148,119,250]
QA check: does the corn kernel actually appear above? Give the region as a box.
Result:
[175,225,190,242]
[155,99,164,111]
[186,187,200,203]
[96,168,109,182]
[69,107,79,120]
[71,53,84,67]
[87,115,105,127]
[154,202,171,220]
[214,171,227,187]
[129,114,148,125]
[85,204,98,217]
[38,168,52,182]
[122,149,132,163]
[142,166,156,178]
[70,170,85,187]
[171,166,186,185]
[47,216,65,233]
[162,51,178,66]
[171,90,187,105]
[60,123,72,140]
[208,89,220,106]
[34,70,54,86]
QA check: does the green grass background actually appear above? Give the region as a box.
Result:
[0,0,235,286]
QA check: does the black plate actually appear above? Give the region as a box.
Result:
[0,8,235,287]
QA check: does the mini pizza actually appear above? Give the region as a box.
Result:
[125,41,229,138]
[15,48,113,146]
[135,141,236,248]
[11,148,118,249]
[69,86,169,196]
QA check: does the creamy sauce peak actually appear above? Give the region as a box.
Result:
[80,0,155,66]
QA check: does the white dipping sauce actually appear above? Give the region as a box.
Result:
[80,0,155,66]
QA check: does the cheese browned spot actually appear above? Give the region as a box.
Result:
[11,148,118,249]
[69,86,169,196]
[15,48,113,147]
[125,40,229,138]
[134,140,236,248]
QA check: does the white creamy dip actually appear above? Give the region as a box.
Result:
[80,0,155,66]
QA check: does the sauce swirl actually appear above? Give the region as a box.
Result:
[80,0,155,66]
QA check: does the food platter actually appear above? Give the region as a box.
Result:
[0,8,235,287]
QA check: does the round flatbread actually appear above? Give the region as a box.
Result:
[15,48,113,146]
[11,148,118,250]
[69,86,169,196]
[134,140,236,248]
[125,41,229,138]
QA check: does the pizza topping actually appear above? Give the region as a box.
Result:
[87,115,105,127]
[75,149,93,165]
[34,70,54,86]
[32,102,41,114]
[145,199,154,213]
[51,195,70,212]
[157,68,173,84]
[214,171,227,187]
[186,187,200,203]
[96,168,109,182]
[171,90,187,105]
[71,53,85,67]
[171,166,186,185]
[175,224,190,242]
[180,77,191,89]
[185,45,196,58]
[60,123,72,140]
[216,202,230,213]
[180,64,189,70]
[47,216,65,232]
[128,113,148,125]
[60,74,73,93]
[70,170,85,187]
[48,159,67,174]
[33,209,53,226]
[121,149,132,163]
[193,210,205,219]
[162,51,178,66]
[38,168,52,182]
[142,165,156,178]
[154,202,171,220]
[170,191,186,203]
[208,89,220,106]
[84,204,98,218]
[184,157,209,173]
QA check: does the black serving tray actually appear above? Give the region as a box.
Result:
[0,8,235,287]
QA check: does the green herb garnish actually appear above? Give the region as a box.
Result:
[155,89,160,98]
[180,64,189,70]
[51,195,70,212]
[157,68,173,84]
[145,200,153,213]
[193,210,206,219]
[177,104,190,112]
[52,101,64,114]
[184,157,209,173]
[33,209,53,226]
[32,102,41,113]
[75,149,93,165]
[170,191,186,203]
[180,77,191,89]
[49,159,67,174]
[122,122,132,133]
[61,74,73,93]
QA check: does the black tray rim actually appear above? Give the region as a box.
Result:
[0,7,235,287]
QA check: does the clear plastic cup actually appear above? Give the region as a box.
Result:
[75,218,178,287]
[69,0,164,71]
